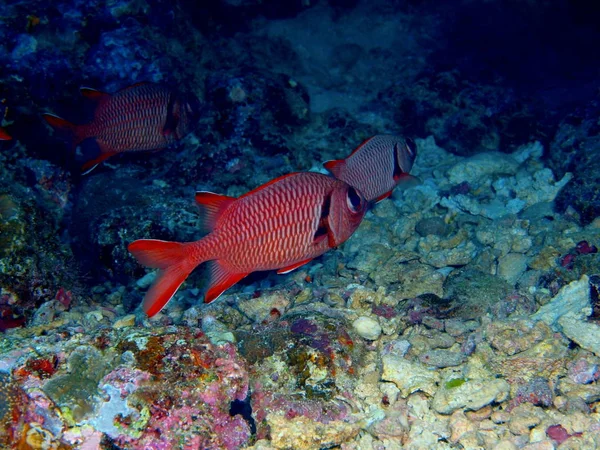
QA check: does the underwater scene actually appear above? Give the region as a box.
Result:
[1,0,600,448]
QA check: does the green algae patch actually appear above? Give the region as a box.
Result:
[445,378,466,389]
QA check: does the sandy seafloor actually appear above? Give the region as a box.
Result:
[1,1,600,449]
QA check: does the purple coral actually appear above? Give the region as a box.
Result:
[291,318,318,335]
[507,377,554,411]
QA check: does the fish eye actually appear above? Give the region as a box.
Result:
[405,137,416,156]
[346,186,362,212]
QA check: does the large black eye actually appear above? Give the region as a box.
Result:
[346,187,362,212]
[405,137,416,157]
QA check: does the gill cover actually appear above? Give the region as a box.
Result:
[327,182,367,247]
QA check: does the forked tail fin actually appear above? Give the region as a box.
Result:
[0,127,11,140]
[128,239,199,317]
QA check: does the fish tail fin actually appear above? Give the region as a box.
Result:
[0,127,11,140]
[42,113,86,147]
[323,159,345,178]
[128,239,204,317]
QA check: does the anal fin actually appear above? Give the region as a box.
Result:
[205,260,248,303]
[374,191,392,203]
[79,138,116,173]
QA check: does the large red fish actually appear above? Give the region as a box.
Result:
[43,82,200,173]
[0,127,10,140]
[324,135,417,203]
[129,172,367,317]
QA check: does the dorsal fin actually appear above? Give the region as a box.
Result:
[80,87,110,102]
[119,82,151,93]
[323,159,345,178]
[195,191,236,232]
[238,173,298,199]
[348,136,375,157]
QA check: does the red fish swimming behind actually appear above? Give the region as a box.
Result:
[43,82,200,173]
[324,135,417,203]
[0,127,11,140]
[129,172,367,317]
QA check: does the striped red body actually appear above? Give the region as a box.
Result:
[324,135,417,203]
[0,127,10,140]
[43,82,200,172]
[129,172,367,317]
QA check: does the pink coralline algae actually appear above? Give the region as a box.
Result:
[372,304,397,319]
[546,424,582,445]
[567,358,600,384]
[78,329,254,449]
[560,253,576,269]
[507,377,553,412]
[559,240,598,269]
[54,287,73,309]
[575,240,598,255]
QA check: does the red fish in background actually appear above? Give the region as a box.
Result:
[324,135,417,203]
[43,82,200,173]
[0,128,10,140]
[129,172,367,317]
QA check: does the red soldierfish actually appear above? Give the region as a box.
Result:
[128,172,367,317]
[0,127,11,140]
[43,82,200,173]
[324,135,417,203]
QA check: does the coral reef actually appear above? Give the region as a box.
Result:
[1,0,600,448]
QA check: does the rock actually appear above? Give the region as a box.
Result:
[381,355,439,397]
[112,314,136,329]
[267,412,360,450]
[236,292,291,323]
[408,328,455,353]
[532,275,591,329]
[449,410,477,443]
[415,216,449,237]
[443,269,513,320]
[497,253,529,285]
[136,272,156,289]
[521,441,555,450]
[444,319,479,337]
[391,262,445,300]
[485,319,552,356]
[417,231,478,268]
[352,316,382,341]
[447,152,519,185]
[559,316,600,358]
[506,404,544,436]
[419,349,466,368]
[432,378,510,414]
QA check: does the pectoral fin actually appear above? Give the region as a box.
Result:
[277,258,314,274]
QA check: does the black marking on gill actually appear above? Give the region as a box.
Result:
[229,393,256,435]
[163,93,179,136]
[313,192,332,243]
[392,142,404,181]
[321,192,331,219]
